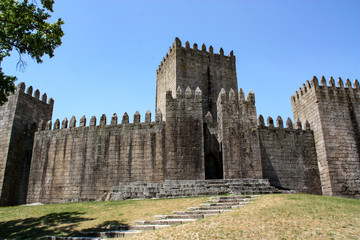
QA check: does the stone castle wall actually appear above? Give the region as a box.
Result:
[156,41,177,120]
[27,86,205,203]
[1,39,359,205]
[164,87,205,180]
[156,38,238,120]
[216,88,263,179]
[292,77,360,198]
[0,89,18,204]
[258,116,322,194]
[0,83,53,206]
[27,112,166,203]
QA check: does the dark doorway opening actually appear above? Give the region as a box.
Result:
[205,153,223,179]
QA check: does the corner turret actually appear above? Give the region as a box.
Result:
[0,82,53,206]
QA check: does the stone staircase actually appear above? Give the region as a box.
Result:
[106,178,279,201]
[45,195,259,240]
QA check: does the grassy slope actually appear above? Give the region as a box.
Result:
[0,194,359,239]
[123,194,360,240]
[0,197,207,239]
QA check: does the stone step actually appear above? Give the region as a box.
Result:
[129,225,170,230]
[173,209,231,215]
[209,196,257,200]
[200,202,247,207]
[205,183,270,187]
[230,191,265,195]
[108,179,277,201]
[45,237,105,240]
[157,192,217,198]
[207,200,256,204]
[103,224,169,231]
[206,199,252,203]
[154,214,216,219]
[188,205,236,210]
[47,194,261,240]
[134,219,197,225]
[81,230,141,238]
[189,204,245,210]
[205,184,230,187]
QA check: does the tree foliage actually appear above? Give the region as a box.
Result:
[0,0,64,105]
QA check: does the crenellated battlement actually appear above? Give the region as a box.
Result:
[291,76,359,104]
[0,82,54,205]
[216,87,258,129]
[2,39,359,206]
[36,86,203,134]
[258,115,320,195]
[156,38,238,121]
[166,86,202,102]
[156,37,234,75]
[37,109,164,132]
[292,75,360,198]
[216,87,263,179]
[217,88,255,106]
[16,82,54,106]
[164,85,205,180]
[257,115,311,131]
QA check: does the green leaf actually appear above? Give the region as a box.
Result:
[0,0,64,105]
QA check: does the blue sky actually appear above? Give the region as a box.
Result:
[2,0,360,124]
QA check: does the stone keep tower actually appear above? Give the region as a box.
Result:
[292,76,360,198]
[156,37,238,120]
[156,38,262,180]
[0,83,53,206]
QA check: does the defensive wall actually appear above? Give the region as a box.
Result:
[258,115,321,194]
[215,87,321,194]
[216,88,263,179]
[0,83,53,206]
[27,87,205,203]
[292,76,360,198]
[0,38,359,205]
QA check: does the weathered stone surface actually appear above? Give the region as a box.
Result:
[27,120,166,204]
[258,123,321,194]
[164,87,205,180]
[156,38,238,121]
[0,83,53,206]
[217,88,263,179]
[108,179,278,201]
[1,39,359,206]
[292,76,360,198]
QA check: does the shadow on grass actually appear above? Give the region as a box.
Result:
[0,211,93,240]
[81,220,130,232]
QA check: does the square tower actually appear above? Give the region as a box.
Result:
[0,83,53,206]
[292,76,360,198]
[156,38,238,121]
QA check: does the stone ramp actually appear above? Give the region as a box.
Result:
[49,195,259,239]
[106,178,279,201]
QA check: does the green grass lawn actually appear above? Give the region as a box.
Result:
[0,197,207,239]
[0,194,359,240]
[124,194,360,240]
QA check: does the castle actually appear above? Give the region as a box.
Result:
[0,38,359,206]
